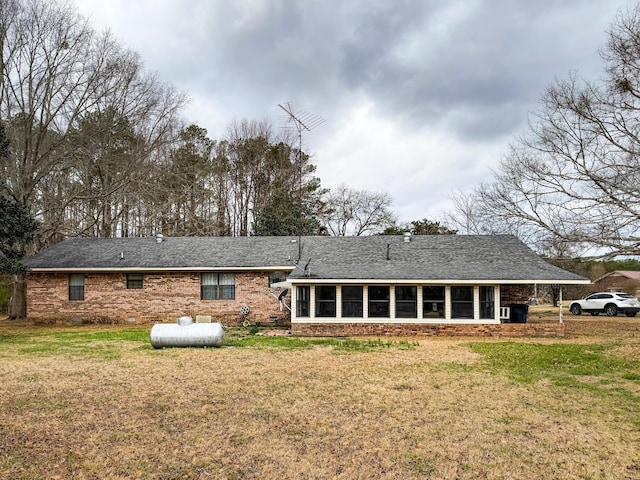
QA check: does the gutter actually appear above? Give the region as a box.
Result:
[28,266,296,273]
[286,278,590,285]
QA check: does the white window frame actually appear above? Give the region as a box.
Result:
[292,283,501,324]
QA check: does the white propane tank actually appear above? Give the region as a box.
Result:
[150,321,225,348]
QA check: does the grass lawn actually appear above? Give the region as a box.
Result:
[0,316,639,479]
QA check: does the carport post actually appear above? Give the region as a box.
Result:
[559,287,563,324]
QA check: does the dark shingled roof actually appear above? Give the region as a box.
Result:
[287,235,587,283]
[25,236,300,270]
[25,235,588,284]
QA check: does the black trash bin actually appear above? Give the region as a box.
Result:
[509,304,528,323]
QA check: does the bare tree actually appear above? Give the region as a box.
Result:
[223,119,271,236]
[222,118,320,236]
[157,124,219,236]
[0,0,186,243]
[447,189,483,235]
[450,6,640,257]
[0,0,186,317]
[321,184,396,236]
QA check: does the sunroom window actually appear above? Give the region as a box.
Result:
[479,286,495,319]
[315,286,336,317]
[395,286,417,318]
[342,286,363,317]
[369,286,390,317]
[296,286,310,317]
[423,286,445,319]
[451,286,474,319]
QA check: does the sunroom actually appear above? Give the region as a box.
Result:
[284,234,589,336]
[292,283,503,324]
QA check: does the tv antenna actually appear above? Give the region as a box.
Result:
[278,102,325,143]
[277,102,324,260]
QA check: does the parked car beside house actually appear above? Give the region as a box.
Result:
[569,292,640,317]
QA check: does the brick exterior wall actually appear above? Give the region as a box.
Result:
[27,271,290,326]
[499,284,530,305]
[292,322,565,337]
[594,274,640,297]
[27,275,546,337]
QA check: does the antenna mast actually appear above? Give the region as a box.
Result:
[278,102,324,261]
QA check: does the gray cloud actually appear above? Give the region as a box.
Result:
[179,0,623,139]
[78,0,636,221]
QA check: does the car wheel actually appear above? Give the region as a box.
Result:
[569,304,581,315]
[626,312,637,317]
[605,304,618,316]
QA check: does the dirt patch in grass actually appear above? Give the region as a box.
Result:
[565,316,640,338]
[0,318,639,479]
[527,304,640,339]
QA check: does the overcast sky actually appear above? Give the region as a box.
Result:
[76,0,636,225]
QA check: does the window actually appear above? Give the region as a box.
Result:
[592,293,612,299]
[268,271,288,287]
[315,286,336,317]
[395,286,417,318]
[69,274,84,301]
[126,273,143,289]
[201,273,235,300]
[296,286,310,317]
[369,286,390,317]
[451,286,474,319]
[479,286,495,319]
[423,286,445,319]
[342,286,363,317]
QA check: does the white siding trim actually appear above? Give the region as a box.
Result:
[389,285,396,319]
[310,286,316,319]
[293,318,501,325]
[474,286,480,320]
[445,286,451,319]
[363,285,369,318]
[289,278,588,285]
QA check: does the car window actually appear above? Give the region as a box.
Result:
[617,293,634,299]
[586,294,598,300]
[601,294,613,299]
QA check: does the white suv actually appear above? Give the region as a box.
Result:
[569,292,640,317]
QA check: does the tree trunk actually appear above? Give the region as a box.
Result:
[550,284,560,308]
[9,274,27,319]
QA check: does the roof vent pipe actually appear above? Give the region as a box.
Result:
[403,232,411,243]
[156,234,164,243]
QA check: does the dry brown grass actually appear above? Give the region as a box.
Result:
[0,315,639,479]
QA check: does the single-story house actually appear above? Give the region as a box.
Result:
[592,270,640,297]
[24,234,588,336]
